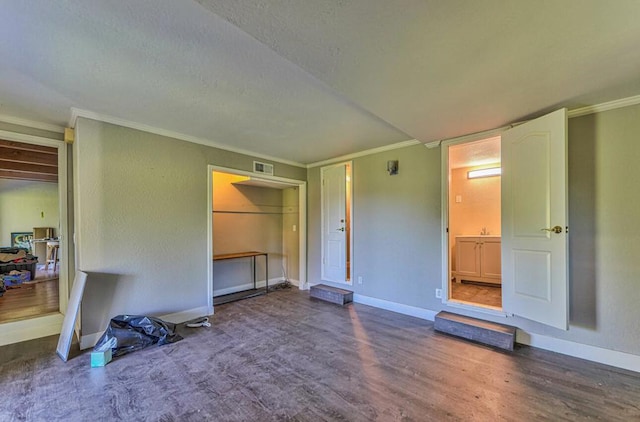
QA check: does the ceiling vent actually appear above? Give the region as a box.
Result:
[253,161,274,176]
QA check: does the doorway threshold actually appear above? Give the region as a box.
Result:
[445,299,506,318]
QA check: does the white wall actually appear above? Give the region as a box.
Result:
[307,103,640,357]
[75,118,306,337]
[0,179,59,247]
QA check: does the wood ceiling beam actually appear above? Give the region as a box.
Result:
[0,159,58,175]
[0,139,57,155]
[0,170,58,183]
[0,146,58,167]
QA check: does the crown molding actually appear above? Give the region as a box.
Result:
[306,139,420,168]
[69,108,306,168]
[0,114,65,134]
[424,94,640,149]
[568,94,640,118]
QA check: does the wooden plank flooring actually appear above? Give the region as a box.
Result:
[1,289,639,421]
[0,277,58,323]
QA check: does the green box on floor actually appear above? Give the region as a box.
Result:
[91,349,112,367]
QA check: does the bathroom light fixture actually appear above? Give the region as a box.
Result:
[468,167,501,179]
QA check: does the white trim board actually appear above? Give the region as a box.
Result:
[0,314,64,347]
[307,139,420,168]
[69,108,306,168]
[351,293,640,373]
[516,331,640,374]
[213,277,285,297]
[424,94,640,149]
[0,113,65,134]
[352,294,438,321]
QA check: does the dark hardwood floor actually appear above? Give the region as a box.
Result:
[1,288,639,421]
[0,266,59,323]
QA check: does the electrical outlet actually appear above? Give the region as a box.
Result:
[435,288,442,299]
[357,276,363,284]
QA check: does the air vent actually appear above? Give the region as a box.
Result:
[253,161,274,176]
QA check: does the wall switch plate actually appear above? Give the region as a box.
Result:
[455,195,462,203]
[357,276,363,284]
[293,225,297,232]
[435,288,442,299]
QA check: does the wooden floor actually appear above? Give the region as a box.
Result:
[451,280,502,308]
[0,266,59,323]
[1,289,639,421]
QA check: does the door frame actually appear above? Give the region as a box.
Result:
[440,133,507,316]
[320,161,353,285]
[207,165,307,315]
[0,129,70,346]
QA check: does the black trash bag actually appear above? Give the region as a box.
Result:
[93,315,183,357]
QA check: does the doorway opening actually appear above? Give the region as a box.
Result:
[0,140,62,324]
[0,132,69,346]
[447,136,502,310]
[207,166,307,312]
[321,161,352,285]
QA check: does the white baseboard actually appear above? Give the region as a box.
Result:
[80,331,103,350]
[516,330,640,373]
[213,277,283,297]
[0,313,64,347]
[80,305,213,350]
[352,293,640,373]
[353,294,438,321]
[159,305,212,324]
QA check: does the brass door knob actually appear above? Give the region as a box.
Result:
[541,226,563,234]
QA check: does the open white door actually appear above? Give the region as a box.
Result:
[502,108,568,329]
[321,163,349,284]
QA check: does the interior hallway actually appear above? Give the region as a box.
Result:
[1,289,638,421]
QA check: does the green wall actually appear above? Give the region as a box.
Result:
[75,118,305,336]
[307,103,640,357]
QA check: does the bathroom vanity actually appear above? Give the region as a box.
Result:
[454,235,501,285]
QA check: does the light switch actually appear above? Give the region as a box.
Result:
[455,195,462,203]
[293,225,297,232]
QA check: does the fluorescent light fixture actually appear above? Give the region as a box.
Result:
[468,167,501,179]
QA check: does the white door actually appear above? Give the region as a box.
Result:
[502,108,568,330]
[322,163,348,283]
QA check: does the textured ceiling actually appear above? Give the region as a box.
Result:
[1,1,640,165]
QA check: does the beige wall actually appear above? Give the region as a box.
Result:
[0,180,59,247]
[448,165,501,271]
[308,103,640,357]
[75,118,305,336]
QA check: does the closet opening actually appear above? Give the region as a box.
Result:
[207,167,306,311]
[447,136,502,310]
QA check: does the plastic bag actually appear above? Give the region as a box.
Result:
[93,315,183,357]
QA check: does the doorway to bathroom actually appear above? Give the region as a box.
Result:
[447,136,502,310]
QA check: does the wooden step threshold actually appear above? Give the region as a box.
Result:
[310,284,353,305]
[434,311,516,351]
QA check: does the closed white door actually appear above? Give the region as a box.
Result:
[321,163,348,283]
[502,108,568,330]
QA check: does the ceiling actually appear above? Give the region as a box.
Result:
[1,1,640,166]
[449,136,501,170]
